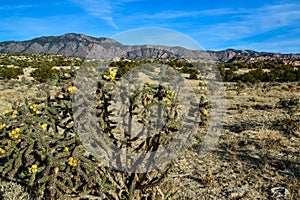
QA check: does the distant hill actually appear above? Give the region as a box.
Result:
[1,33,300,64]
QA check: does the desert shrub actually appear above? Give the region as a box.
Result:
[224,68,238,81]
[277,97,299,117]
[162,58,192,69]
[224,121,262,133]
[189,73,198,80]
[51,56,84,67]
[30,61,55,69]
[218,61,300,83]
[217,64,225,79]
[279,65,298,82]
[113,58,202,80]
[177,65,189,74]
[31,65,59,83]
[53,57,72,66]
[273,117,300,137]
[16,60,30,68]
[229,65,238,71]
[0,66,23,80]
[115,63,131,78]
[112,60,141,78]
[176,65,200,80]
[277,97,299,110]
[221,62,248,70]
[274,98,300,136]
[0,56,12,65]
[188,68,200,78]
[73,58,84,66]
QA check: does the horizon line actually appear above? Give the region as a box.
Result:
[0,32,299,55]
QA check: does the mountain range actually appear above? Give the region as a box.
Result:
[0,33,300,64]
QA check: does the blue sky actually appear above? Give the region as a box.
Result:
[0,0,300,53]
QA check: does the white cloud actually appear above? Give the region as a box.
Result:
[70,0,145,29]
[0,4,38,10]
[121,3,298,52]
[71,0,117,28]
[123,2,300,40]
[192,3,300,48]
[155,9,244,19]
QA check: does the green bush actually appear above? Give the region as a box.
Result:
[239,67,265,83]
[31,66,59,83]
[218,62,300,83]
[0,66,23,80]
[112,60,141,78]
[16,60,30,68]
[0,56,12,65]
[189,73,198,79]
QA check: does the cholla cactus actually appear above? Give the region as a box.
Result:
[0,82,117,199]
[0,53,213,199]
[73,65,185,199]
[0,65,182,199]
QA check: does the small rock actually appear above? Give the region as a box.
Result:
[271,187,290,198]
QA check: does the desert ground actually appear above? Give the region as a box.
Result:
[0,55,299,199]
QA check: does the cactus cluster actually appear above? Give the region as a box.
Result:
[0,81,117,199]
[72,64,186,199]
[0,62,194,199]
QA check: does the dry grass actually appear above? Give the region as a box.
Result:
[0,178,31,200]
[168,81,300,200]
